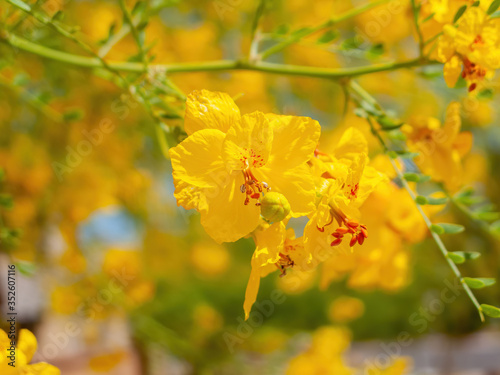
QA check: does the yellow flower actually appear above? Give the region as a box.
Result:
[170,90,320,243]
[0,329,60,374]
[436,6,500,90]
[244,221,314,319]
[403,102,473,192]
[304,128,386,259]
[328,296,365,323]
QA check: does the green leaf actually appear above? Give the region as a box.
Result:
[474,211,500,221]
[274,24,289,35]
[403,172,421,182]
[453,5,468,23]
[317,30,338,44]
[455,251,481,260]
[487,0,500,15]
[377,115,403,130]
[415,196,428,205]
[6,0,32,12]
[437,223,465,234]
[15,261,37,276]
[490,220,500,236]
[427,197,449,205]
[63,109,84,122]
[481,304,500,318]
[395,151,419,159]
[471,1,480,6]
[430,224,445,235]
[421,12,435,23]
[367,43,385,57]
[388,151,398,159]
[353,108,368,119]
[463,277,496,289]
[447,252,465,264]
[0,194,13,209]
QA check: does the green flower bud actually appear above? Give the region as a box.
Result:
[260,192,291,222]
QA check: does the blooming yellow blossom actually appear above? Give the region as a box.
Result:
[304,128,386,259]
[0,329,60,374]
[403,102,473,192]
[435,6,500,91]
[170,90,320,243]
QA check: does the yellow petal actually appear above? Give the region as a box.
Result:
[334,127,368,161]
[18,329,37,364]
[244,222,285,319]
[184,90,240,135]
[200,173,260,243]
[256,163,316,216]
[443,56,462,88]
[170,129,227,188]
[442,102,461,146]
[454,131,473,158]
[223,112,273,171]
[265,114,321,167]
[244,263,261,320]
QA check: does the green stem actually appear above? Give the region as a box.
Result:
[350,81,485,322]
[260,0,391,60]
[411,0,425,56]
[118,0,148,71]
[2,33,434,80]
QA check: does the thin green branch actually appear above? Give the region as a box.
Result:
[1,33,435,80]
[411,0,425,56]
[118,0,148,71]
[349,81,485,322]
[259,0,391,60]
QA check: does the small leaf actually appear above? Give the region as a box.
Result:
[388,151,398,159]
[431,224,445,235]
[463,277,496,289]
[471,1,480,6]
[396,151,419,159]
[0,194,13,209]
[403,172,420,182]
[63,109,84,122]
[274,24,289,35]
[6,0,31,12]
[354,108,368,118]
[15,261,37,276]
[415,196,428,205]
[481,304,500,318]
[421,12,435,23]
[474,211,500,221]
[490,220,500,236]
[438,223,465,234]
[317,30,338,44]
[487,0,500,15]
[447,252,465,264]
[377,115,404,131]
[427,197,449,205]
[453,5,468,23]
[454,251,481,260]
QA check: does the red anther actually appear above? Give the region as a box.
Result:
[336,227,349,234]
[330,238,343,246]
[357,233,365,245]
[317,226,325,232]
[251,193,260,199]
[346,220,359,229]
[360,227,368,239]
[468,83,477,92]
[244,197,250,205]
[332,232,343,239]
[349,235,357,247]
